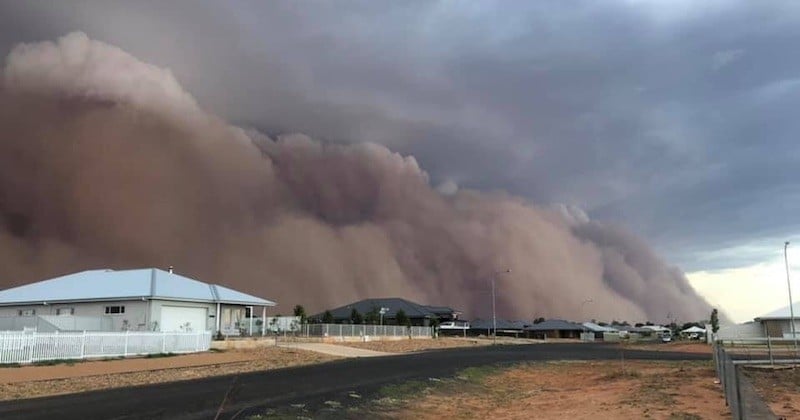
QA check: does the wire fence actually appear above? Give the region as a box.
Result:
[713,342,778,420]
[0,330,212,364]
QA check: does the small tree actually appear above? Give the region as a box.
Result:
[395,309,409,326]
[322,310,334,324]
[269,317,279,334]
[429,317,440,335]
[293,305,307,324]
[364,306,381,325]
[710,308,720,333]
[533,317,545,324]
[350,308,363,324]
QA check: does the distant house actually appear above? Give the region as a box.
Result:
[524,319,586,339]
[0,268,275,334]
[310,297,459,327]
[469,319,528,337]
[680,325,707,339]
[582,322,618,340]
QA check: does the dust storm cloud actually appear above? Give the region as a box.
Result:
[0,33,712,322]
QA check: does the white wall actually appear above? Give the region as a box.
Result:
[0,300,271,333]
[0,301,148,331]
[715,321,764,340]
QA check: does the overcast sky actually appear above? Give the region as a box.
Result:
[2,1,800,322]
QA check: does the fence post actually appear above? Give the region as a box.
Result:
[195,332,201,352]
[767,335,774,365]
[162,331,167,353]
[734,366,743,420]
[27,331,36,363]
[124,330,129,357]
[80,331,86,359]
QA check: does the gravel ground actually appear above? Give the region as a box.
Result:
[373,360,728,419]
[340,338,493,353]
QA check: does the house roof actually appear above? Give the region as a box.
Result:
[756,302,800,320]
[469,319,528,330]
[622,327,653,333]
[313,297,456,320]
[582,322,618,332]
[681,326,707,333]
[422,305,460,316]
[0,268,275,306]
[641,325,670,332]
[524,319,586,331]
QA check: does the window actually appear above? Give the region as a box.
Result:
[18,309,35,317]
[104,306,125,315]
[56,308,74,316]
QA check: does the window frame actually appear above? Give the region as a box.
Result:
[104,305,125,315]
[56,307,75,316]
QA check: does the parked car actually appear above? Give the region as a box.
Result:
[660,331,673,343]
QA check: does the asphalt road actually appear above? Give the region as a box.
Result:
[0,343,710,420]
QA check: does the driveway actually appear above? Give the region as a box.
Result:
[277,342,394,357]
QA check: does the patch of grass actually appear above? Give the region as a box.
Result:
[32,359,76,367]
[378,380,430,399]
[600,369,642,381]
[0,363,21,368]
[144,352,176,359]
[456,365,504,383]
[669,412,701,420]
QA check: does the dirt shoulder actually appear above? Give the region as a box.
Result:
[620,341,712,354]
[744,366,800,419]
[369,360,727,419]
[0,347,339,401]
[340,338,491,353]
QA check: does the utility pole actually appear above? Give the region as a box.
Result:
[491,269,511,345]
[492,276,497,345]
[785,241,798,356]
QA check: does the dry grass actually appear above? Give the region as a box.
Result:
[744,366,800,419]
[368,360,728,419]
[0,347,339,401]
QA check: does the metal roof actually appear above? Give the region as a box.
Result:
[0,268,275,306]
[681,326,706,333]
[755,301,800,320]
[524,319,586,331]
[469,319,528,330]
[582,322,618,332]
[312,297,456,320]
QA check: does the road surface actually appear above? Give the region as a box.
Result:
[0,343,710,420]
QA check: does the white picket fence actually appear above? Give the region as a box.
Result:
[304,324,433,338]
[0,330,212,364]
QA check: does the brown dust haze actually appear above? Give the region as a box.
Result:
[0,33,712,322]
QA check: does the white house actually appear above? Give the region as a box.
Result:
[0,268,275,334]
[755,302,800,339]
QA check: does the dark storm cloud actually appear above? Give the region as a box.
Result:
[0,2,798,291]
